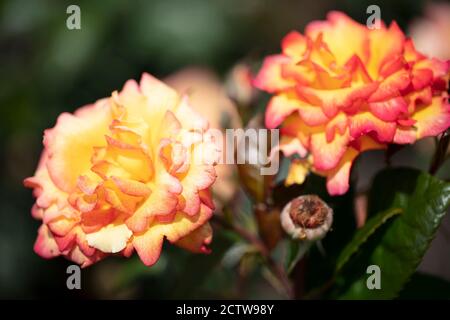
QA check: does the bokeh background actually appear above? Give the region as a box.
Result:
[1,0,449,299]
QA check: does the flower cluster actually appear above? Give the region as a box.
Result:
[24,73,218,267]
[255,11,450,195]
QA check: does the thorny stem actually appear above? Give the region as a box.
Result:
[211,215,294,299]
[429,129,450,175]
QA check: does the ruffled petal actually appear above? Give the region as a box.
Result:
[305,11,369,65]
[323,147,358,196]
[45,101,112,192]
[369,97,408,122]
[367,22,405,79]
[126,170,182,233]
[265,94,303,128]
[175,223,213,254]
[253,55,295,93]
[349,109,397,142]
[133,204,212,266]
[34,225,60,259]
[297,82,378,117]
[310,129,350,171]
[85,223,133,253]
[282,31,308,60]
[413,96,450,139]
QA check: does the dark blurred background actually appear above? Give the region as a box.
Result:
[0,0,449,299]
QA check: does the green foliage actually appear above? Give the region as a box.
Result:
[336,208,403,273]
[334,168,450,299]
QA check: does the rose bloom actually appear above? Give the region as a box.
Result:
[255,11,450,195]
[24,73,218,267]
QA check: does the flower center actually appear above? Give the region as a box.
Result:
[289,195,328,229]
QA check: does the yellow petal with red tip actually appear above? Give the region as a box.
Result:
[323,147,358,196]
[310,129,350,171]
[367,22,405,79]
[282,31,308,60]
[133,204,212,266]
[265,94,303,129]
[24,152,67,209]
[297,82,378,117]
[175,223,213,254]
[369,97,408,122]
[111,176,151,197]
[305,11,369,65]
[34,225,60,259]
[368,69,410,102]
[349,110,397,142]
[413,96,450,139]
[254,55,295,93]
[45,102,112,192]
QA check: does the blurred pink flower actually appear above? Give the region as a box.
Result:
[166,67,242,209]
[409,3,450,60]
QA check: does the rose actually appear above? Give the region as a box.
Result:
[255,11,450,195]
[24,73,218,267]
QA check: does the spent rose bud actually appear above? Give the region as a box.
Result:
[255,11,450,196]
[24,73,218,267]
[281,195,333,241]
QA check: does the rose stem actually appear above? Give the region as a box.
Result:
[211,214,294,299]
[429,129,450,175]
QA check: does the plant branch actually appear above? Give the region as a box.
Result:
[429,129,450,175]
[211,215,294,298]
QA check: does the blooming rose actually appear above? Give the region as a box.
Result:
[255,11,450,195]
[24,73,218,267]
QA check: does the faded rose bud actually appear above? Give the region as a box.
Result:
[281,195,333,241]
[225,63,256,108]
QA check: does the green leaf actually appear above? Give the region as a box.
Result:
[336,168,450,299]
[335,207,402,273]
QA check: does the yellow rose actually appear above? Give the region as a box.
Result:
[25,73,218,267]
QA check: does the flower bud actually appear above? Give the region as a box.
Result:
[281,195,333,241]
